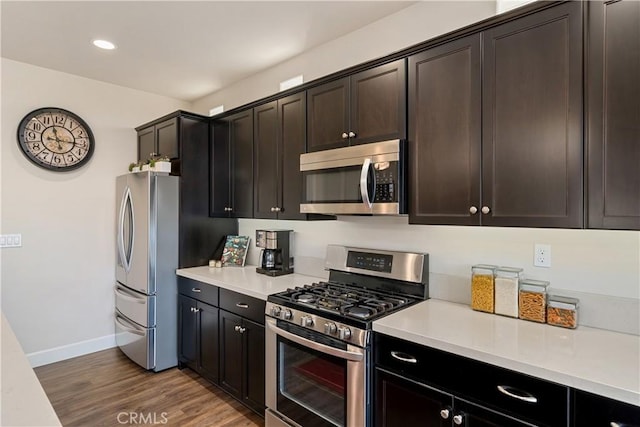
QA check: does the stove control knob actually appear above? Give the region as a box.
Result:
[270,306,282,317]
[300,316,314,327]
[283,309,293,320]
[324,322,338,334]
[338,327,352,340]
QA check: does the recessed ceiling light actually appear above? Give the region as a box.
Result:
[92,39,116,50]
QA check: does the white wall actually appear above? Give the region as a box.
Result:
[191,1,496,114]
[496,0,537,14]
[240,218,640,334]
[0,58,188,365]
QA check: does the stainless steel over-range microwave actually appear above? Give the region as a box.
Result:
[299,139,406,215]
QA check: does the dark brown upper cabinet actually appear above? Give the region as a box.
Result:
[210,109,254,218]
[482,1,583,228]
[409,34,482,226]
[587,0,640,230]
[137,117,179,172]
[410,2,583,228]
[253,92,308,220]
[307,59,406,152]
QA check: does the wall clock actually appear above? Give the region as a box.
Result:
[17,107,95,171]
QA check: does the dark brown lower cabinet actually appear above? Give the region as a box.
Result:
[177,294,219,384]
[178,295,198,370]
[573,389,640,427]
[374,333,569,427]
[375,368,451,427]
[219,310,265,415]
[376,369,538,427]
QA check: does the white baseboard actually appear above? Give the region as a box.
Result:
[27,334,117,367]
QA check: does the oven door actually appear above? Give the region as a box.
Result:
[265,317,366,427]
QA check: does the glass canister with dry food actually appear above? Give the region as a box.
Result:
[494,267,523,318]
[518,279,549,322]
[547,295,579,329]
[471,264,498,313]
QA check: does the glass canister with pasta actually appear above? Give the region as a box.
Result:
[518,279,549,322]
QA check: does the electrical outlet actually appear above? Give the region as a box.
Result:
[534,244,551,267]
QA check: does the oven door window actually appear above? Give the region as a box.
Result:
[277,335,347,427]
[302,166,363,204]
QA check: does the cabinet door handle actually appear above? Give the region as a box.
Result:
[453,414,463,425]
[348,131,356,138]
[481,206,491,214]
[390,351,417,364]
[440,409,450,419]
[234,325,241,332]
[341,132,349,139]
[191,288,201,293]
[497,385,538,403]
[191,307,200,313]
[239,327,246,333]
[236,303,249,309]
[469,206,478,214]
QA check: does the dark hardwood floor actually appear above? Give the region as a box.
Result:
[34,348,264,427]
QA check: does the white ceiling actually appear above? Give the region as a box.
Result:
[1,1,415,102]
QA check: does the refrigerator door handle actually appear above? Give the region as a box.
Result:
[117,187,134,272]
[115,314,145,336]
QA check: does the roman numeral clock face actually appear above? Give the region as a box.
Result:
[17,108,95,171]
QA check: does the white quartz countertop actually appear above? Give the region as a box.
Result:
[373,299,640,407]
[1,314,62,427]
[176,266,324,300]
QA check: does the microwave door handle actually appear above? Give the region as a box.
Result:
[360,158,373,208]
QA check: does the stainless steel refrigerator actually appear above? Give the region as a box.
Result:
[115,172,178,371]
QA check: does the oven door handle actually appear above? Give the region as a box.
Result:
[267,319,363,362]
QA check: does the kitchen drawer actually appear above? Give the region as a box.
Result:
[178,277,218,306]
[573,389,640,426]
[219,288,265,324]
[374,333,569,426]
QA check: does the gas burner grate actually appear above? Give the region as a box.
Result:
[274,280,415,321]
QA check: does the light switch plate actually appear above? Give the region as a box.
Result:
[0,234,22,248]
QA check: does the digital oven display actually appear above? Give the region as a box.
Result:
[346,251,393,273]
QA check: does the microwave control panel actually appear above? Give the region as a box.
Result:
[374,168,396,202]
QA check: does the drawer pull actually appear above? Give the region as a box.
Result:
[497,385,538,403]
[191,288,201,293]
[390,351,417,364]
[236,303,249,309]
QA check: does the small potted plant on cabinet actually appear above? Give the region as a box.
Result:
[129,161,145,173]
[149,155,171,173]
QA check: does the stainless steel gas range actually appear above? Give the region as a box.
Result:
[265,245,429,427]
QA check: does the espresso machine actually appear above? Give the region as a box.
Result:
[255,230,294,276]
